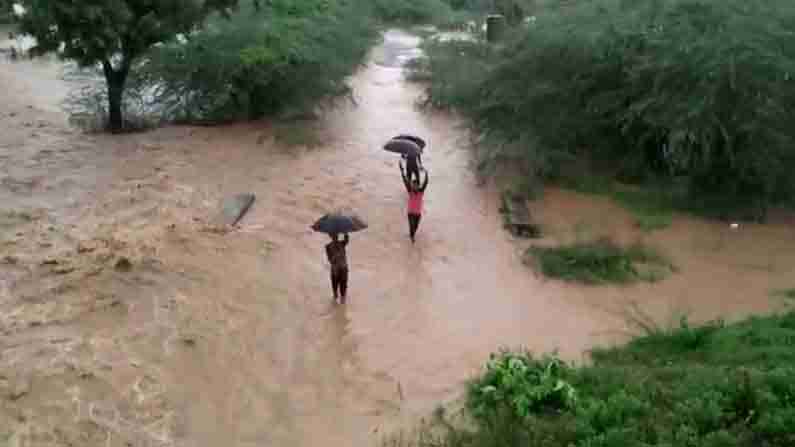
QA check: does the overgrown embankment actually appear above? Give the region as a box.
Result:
[409,0,795,222]
[389,311,795,446]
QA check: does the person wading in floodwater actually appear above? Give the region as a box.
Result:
[401,147,423,184]
[326,233,349,304]
[400,161,429,243]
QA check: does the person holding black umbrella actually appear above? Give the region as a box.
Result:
[399,161,430,243]
[401,147,423,184]
[385,135,425,184]
[326,233,349,304]
[312,211,367,304]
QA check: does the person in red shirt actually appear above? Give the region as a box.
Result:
[399,161,429,244]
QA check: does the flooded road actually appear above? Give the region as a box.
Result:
[2,29,794,446]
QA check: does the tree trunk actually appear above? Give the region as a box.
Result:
[102,60,130,134]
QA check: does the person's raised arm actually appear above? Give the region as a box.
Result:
[399,163,410,191]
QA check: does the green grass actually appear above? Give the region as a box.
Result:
[525,239,674,285]
[771,288,795,301]
[271,122,323,150]
[386,311,795,447]
[558,176,677,232]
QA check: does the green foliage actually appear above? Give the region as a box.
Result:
[15,0,248,131]
[0,0,12,23]
[468,351,577,422]
[134,0,377,123]
[771,288,795,301]
[271,121,323,150]
[414,0,795,219]
[16,0,243,64]
[370,0,453,24]
[391,312,795,447]
[557,176,677,231]
[526,238,673,284]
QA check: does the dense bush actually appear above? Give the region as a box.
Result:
[0,0,11,23]
[391,312,795,447]
[412,0,795,220]
[467,351,577,421]
[371,0,453,24]
[128,0,378,123]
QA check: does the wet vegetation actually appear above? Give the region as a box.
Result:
[371,0,534,29]
[388,312,795,447]
[371,0,454,25]
[771,289,795,302]
[0,1,11,23]
[135,0,377,124]
[526,239,673,284]
[15,0,253,133]
[410,0,795,222]
[56,0,378,129]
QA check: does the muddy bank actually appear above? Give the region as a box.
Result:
[1,28,794,447]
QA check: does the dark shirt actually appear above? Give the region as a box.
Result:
[325,234,349,271]
[402,153,422,171]
[401,168,429,193]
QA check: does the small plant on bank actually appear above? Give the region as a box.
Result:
[771,288,795,301]
[467,351,577,423]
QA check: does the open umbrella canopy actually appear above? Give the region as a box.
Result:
[393,134,426,149]
[312,212,368,234]
[384,138,421,156]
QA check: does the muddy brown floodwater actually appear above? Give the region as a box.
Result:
[2,29,794,447]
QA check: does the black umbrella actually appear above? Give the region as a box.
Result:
[393,134,426,150]
[312,212,368,234]
[383,138,421,157]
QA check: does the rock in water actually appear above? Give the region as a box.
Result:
[218,193,256,226]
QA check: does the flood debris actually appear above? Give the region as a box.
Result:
[216,193,256,227]
[114,257,133,272]
[500,190,541,238]
[3,376,31,401]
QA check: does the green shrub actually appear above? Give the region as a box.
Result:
[0,0,12,24]
[131,0,377,124]
[526,239,673,284]
[416,0,795,219]
[771,288,795,301]
[467,351,577,426]
[371,0,453,24]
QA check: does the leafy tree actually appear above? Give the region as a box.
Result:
[14,0,252,133]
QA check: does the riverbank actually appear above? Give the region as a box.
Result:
[386,310,795,446]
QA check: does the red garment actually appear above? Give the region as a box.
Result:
[408,191,424,215]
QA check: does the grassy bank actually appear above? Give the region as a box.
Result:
[389,311,795,446]
[409,0,795,222]
[526,239,674,284]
